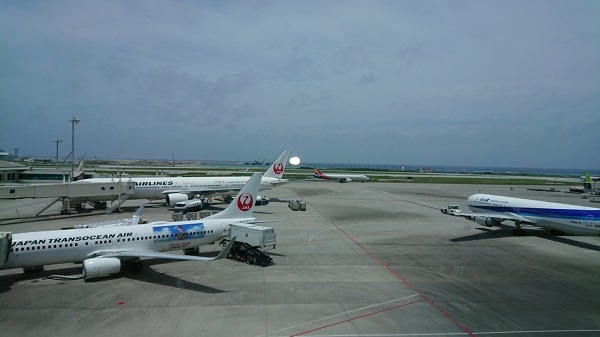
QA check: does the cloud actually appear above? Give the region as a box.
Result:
[1,1,598,168]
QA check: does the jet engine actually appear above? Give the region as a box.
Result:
[339,178,351,183]
[474,216,502,227]
[166,193,189,207]
[82,257,122,278]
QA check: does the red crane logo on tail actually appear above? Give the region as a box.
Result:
[273,162,284,175]
[237,193,254,212]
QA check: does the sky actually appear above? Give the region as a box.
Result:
[1,1,599,169]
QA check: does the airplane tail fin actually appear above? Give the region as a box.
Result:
[584,171,593,183]
[263,150,290,179]
[120,204,145,225]
[204,173,261,220]
[313,168,328,179]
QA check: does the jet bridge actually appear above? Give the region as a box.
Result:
[0,181,135,215]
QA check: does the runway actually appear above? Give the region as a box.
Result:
[1,181,599,336]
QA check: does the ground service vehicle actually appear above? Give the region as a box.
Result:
[224,224,276,265]
[173,199,204,214]
[227,242,273,266]
[441,205,462,215]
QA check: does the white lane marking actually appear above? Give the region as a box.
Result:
[253,294,422,337]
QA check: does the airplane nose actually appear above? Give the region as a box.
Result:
[466,195,475,205]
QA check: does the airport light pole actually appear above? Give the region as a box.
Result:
[54,138,62,170]
[69,117,80,182]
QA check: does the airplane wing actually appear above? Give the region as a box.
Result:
[456,212,535,224]
[161,189,240,197]
[63,204,146,229]
[242,220,281,224]
[119,204,145,226]
[89,237,236,262]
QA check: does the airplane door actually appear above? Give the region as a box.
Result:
[585,214,593,227]
[221,223,230,238]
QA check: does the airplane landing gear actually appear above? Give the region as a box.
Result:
[131,259,143,272]
[512,222,526,236]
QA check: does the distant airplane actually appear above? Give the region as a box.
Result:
[580,171,600,182]
[0,172,265,279]
[77,150,290,206]
[313,168,369,183]
[456,193,600,236]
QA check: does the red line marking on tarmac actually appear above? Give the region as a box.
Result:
[305,201,477,337]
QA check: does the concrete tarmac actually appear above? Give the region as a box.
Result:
[1,181,599,337]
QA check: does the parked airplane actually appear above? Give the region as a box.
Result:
[313,168,369,183]
[77,150,290,206]
[580,171,600,182]
[0,172,265,279]
[456,193,600,236]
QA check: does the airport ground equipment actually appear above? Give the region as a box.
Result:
[288,199,306,211]
[172,210,216,221]
[222,224,276,265]
[255,195,269,206]
[441,205,462,215]
[227,242,273,266]
[230,224,276,249]
[171,198,205,221]
[173,198,205,214]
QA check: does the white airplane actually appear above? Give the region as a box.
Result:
[0,172,265,279]
[77,150,290,206]
[313,168,369,183]
[456,193,600,236]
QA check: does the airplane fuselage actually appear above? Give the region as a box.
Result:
[77,176,287,200]
[313,169,369,182]
[316,174,369,181]
[467,194,600,235]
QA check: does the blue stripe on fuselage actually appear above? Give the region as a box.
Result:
[473,205,600,221]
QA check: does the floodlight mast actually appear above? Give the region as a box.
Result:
[54,138,62,170]
[69,117,80,182]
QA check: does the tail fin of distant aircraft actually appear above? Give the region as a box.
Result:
[204,172,261,220]
[584,171,593,183]
[263,150,290,179]
[120,204,145,226]
[313,168,329,179]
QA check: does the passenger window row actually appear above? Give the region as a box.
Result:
[10,230,214,252]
